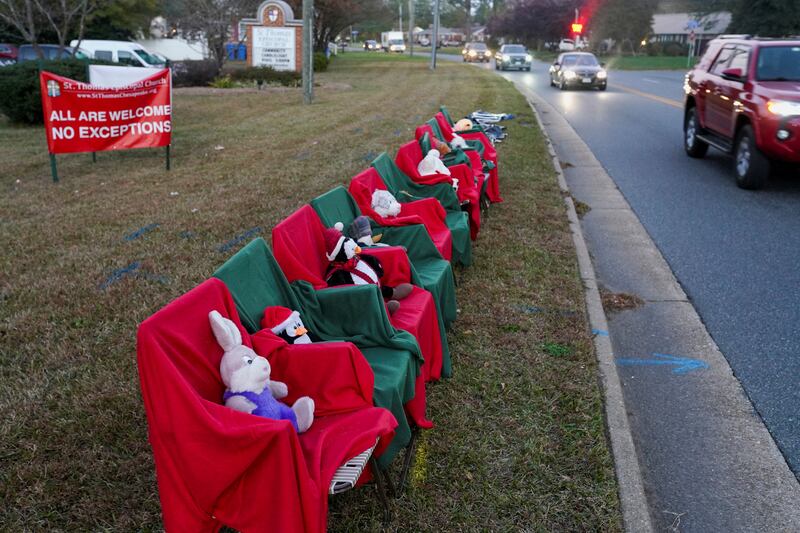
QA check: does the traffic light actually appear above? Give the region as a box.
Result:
[571,22,583,34]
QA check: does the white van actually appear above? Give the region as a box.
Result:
[69,40,166,67]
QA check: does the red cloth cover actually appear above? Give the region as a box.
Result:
[395,140,481,240]
[348,167,453,261]
[435,112,503,204]
[415,123,487,189]
[272,206,446,413]
[136,278,396,533]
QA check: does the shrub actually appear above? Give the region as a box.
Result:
[313,52,329,72]
[172,60,220,88]
[0,59,97,124]
[229,66,301,87]
[663,41,689,56]
[209,75,235,88]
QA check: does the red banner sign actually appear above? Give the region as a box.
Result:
[40,68,172,154]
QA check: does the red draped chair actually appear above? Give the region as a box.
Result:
[348,167,453,262]
[136,278,397,533]
[395,139,481,239]
[435,111,503,204]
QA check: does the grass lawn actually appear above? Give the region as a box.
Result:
[0,53,621,531]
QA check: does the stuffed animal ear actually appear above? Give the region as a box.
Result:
[209,310,242,352]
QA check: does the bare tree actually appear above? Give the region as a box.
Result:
[0,0,40,51]
[33,0,96,56]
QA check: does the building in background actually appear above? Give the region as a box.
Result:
[650,11,731,52]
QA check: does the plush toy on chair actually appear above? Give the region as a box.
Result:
[324,223,413,315]
[261,306,319,345]
[210,310,315,432]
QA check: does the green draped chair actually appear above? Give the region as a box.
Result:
[371,152,473,266]
[214,238,420,473]
[311,186,457,375]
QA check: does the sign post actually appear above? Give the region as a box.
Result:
[430,0,440,70]
[408,0,414,57]
[302,0,313,104]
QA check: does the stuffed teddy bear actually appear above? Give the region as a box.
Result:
[210,310,314,432]
[371,190,402,218]
[418,149,459,192]
[454,118,474,132]
[261,306,319,345]
[434,138,451,155]
[323,223,412,315]
[347,216,388,248]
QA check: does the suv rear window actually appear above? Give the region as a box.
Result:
[756,45,800,81]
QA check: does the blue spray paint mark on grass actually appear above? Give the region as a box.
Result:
[362,151,378,162]
[218,227,262,253]
[592,329,609,337]
[99,261,170,289]
[179,231,195,239]
[124,223,159,241]
[617,353,709,375]
[99,262,141,289]
[393,129,402,137]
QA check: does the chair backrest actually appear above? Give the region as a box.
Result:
[348,167,391,221]
[439,105,455,126]
[395,140,425,179]
[425,118,445,141]
[272,205,329,289]
[416,128,434,152]
[310,186,362,229]
[371,152,414,192]
[137,278,249,403]
[213,238,303,333]
[435,112,455,141]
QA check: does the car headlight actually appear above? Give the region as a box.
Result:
[485,50,491,56]
[525,54,532,62]
[468,50,477,57]
[563,70,577,80]
[767,99,800,117]
[597,69,607,79]
[502,54,510,62]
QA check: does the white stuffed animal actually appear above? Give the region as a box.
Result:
[449,133,468,150]
[209,310,314,433]
[418,149,451,177]
[371,190,402,218]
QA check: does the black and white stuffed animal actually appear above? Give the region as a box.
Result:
[261,306,320,344]
[323,223,412,314]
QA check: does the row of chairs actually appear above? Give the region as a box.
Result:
[136,106,504,532]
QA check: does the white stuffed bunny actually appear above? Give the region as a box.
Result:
[209,310,314,433]
[417,149,451,177]
[449,133,468,150]
[371,189,402,218]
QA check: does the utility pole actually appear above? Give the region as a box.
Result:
[302,0,313,104]
[430,0,440,69]
[399,3,403,33]
[408,0,414,57]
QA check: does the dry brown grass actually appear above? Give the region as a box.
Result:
[0,53,620,531]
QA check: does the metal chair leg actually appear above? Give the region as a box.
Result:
[397,426,419,493]
[369,456,392,524]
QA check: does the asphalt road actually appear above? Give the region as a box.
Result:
[423,52,800,528]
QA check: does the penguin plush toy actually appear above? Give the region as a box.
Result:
[261,306,320,344]
[324,222,412,315]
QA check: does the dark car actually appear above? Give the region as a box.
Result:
[363,40,380,51]
[462,42,491,63]
[495,44,532,71]
[684,36,800,189]
[17,44,87,62]
[549,52,607,91]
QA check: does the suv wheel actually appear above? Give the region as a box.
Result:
[684,107,708,158]
[734,125,770,190]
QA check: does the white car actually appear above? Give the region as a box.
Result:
[558,39,576,51]
[70,40,165,67]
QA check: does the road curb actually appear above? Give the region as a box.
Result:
[523,89,654,533]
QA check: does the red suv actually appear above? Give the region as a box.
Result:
[684,36,800,189]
